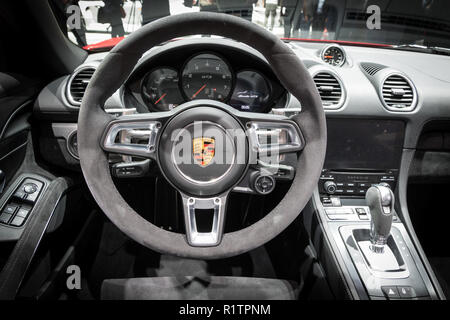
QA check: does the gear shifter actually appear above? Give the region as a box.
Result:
[366,185,395,253]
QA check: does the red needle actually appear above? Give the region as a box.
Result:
[154,93,167,105]
[192,84,207,99]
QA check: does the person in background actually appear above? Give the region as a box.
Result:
[292,0,316,38]
[311,0,336,39]
[264,0,279,31]
[104,0,125,38]
[280,0,301,38]
[50,0,87,46]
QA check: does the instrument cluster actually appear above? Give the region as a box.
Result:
[139,52,274,113]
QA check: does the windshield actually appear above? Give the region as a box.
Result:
[50,0,450,50]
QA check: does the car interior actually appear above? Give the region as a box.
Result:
[0,0,449,301]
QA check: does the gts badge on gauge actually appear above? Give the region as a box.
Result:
[193,137,215,167]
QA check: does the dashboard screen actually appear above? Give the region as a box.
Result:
[324,119,405,170]
[230,71,270,112]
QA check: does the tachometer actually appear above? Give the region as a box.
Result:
[321,45,346,67]
[181,53,233,101]
[142,68,184,111]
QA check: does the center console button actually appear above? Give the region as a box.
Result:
[331,197,341,207]
[356,208,369,220]
[3,204,18,215]
[16,208,30,219]
[397,286,416,298]
[0,213,12,224]
[10,216,25,227]
[346,183,355,187]
[358,183,369,187]
[324,181,337,194]
[381,286,400,299]
[23,183,38,194]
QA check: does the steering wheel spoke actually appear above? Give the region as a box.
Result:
[101,113,170,159]
[239,113,305,159]
[180,192,228,247]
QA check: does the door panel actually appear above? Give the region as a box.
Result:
[0,72,41,184]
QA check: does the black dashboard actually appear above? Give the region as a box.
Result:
[124,43,288,113]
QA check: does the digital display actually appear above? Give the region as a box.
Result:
[324,119,405,170]
[230,71,270,112]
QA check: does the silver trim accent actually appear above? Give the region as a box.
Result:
[105,108,137,116]
[369,185,394,254]
[379,73,418,112]
[181,193,228,247]
[66,65,97,106]
[103,121,161,158]
[247,121,303,154]
[271,107,302,117]
[106,109,137,162]
[341,226,411,280]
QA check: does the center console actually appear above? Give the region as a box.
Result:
[311,118,441,300]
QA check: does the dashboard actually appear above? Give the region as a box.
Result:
[123,44,288,113]
[33,37,450,174]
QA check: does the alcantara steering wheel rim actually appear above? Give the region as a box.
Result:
[78,12,326,259]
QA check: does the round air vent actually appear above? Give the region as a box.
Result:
[66,66,96,106]
[313,72,345,109]
[381,74,417,111]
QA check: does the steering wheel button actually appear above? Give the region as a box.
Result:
[254,175,276,194]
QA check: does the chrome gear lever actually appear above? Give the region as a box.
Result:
[365,185,395,253]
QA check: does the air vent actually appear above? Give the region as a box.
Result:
[360,62,387,76]
[313,72,344,109]
[381,74,416,110]
[67,67,96,106]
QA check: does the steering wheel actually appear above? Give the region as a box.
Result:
[78,12,326,260]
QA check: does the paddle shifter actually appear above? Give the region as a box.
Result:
[366,185,395,253]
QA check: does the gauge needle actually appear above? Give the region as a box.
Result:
[324,55,334,59]
[155,93,167,105]
[192,84,207,99]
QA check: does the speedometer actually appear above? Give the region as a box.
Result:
[321,45,346,67]
[181,53,233,101]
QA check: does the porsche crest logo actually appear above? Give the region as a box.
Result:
[192,137,215,167]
